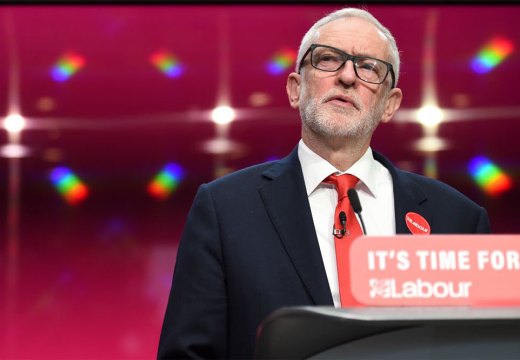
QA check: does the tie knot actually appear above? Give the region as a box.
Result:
[324,174,359,199]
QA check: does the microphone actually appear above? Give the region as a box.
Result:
[339,211,347,235]
[347,188,367,235]
[333,211,348,239]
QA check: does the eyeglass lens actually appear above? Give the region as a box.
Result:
[311,46,388,84]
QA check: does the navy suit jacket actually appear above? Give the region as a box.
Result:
[158,147,490,359]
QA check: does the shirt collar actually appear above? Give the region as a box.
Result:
[298,139,380,197]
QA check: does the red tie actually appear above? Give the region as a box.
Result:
[323,174,363,307]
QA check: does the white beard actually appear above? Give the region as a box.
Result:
[300,87,386,139]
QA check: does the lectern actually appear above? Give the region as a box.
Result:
[255,306,520,359]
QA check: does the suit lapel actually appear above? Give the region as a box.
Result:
[259,148,334,305]
[258,149,433,303]
[373,151,433,234]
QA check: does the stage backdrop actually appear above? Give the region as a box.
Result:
[0,4,519,358]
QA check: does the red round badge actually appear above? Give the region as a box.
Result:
[405,212,431,235]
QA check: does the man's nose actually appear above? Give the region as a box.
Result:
[337,60,357,86]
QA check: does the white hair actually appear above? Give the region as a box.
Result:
[295,7,400,86]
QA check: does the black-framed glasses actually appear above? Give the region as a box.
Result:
[298,44,396,89]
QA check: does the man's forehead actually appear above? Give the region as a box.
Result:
[315,17,389,56]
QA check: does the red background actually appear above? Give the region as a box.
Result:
[1,4,519,358]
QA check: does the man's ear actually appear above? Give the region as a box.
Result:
[286,72,301,109]
[381,87,403,123]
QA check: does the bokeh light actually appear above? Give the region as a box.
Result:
[150,50,184,78]
[417,105,444,127]
[266,48,297,75]
[0,144,30,158]
[3,114,26,133]
[468,156,513,197]
[49,167,89,205]
[471,37,514,74]
[211,105,235,125]
[51,52,86,82]
[148,163,185,200]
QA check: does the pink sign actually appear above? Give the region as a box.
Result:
[350,235,520,306]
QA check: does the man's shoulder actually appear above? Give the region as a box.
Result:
[399,168,458,192]
[205,154,295,193]
[205,148,299,190]
[374,151,482,209]
[398,168,481,209]
[209,160,277,188]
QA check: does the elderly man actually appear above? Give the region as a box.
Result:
[158,7,490,359]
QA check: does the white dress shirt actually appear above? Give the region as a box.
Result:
[297,139,396,307]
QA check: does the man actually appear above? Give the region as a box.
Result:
[158,7,490,359]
